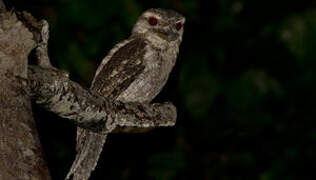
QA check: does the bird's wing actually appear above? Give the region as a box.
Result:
[91,37,147,99]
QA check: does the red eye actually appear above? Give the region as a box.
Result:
[148,17,158,26]
[175,22,182,30]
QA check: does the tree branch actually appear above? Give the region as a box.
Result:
[28,66,177,133]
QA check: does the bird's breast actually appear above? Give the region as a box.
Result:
[117,45,178,103]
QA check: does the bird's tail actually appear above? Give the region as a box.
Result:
[65,128,107,180]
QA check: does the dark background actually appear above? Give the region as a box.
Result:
[6,0,316,179]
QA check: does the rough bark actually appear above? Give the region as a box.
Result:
[0,4,51,180]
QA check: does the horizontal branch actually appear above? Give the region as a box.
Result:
[28,66,176,133]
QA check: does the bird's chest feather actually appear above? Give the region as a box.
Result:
[118,45,177,102]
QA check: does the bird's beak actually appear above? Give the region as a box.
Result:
[155,30,178,42]
[156,31,169,41]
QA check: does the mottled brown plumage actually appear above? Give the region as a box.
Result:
[66,8,185,180]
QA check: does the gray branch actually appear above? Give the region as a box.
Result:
[28,66,177,133]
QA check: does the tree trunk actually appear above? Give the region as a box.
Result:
[0,2,51,179]
[0,76,51,180]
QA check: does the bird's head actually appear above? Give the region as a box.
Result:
[132,8,185,49]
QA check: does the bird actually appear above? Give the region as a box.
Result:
[66,8,185,180]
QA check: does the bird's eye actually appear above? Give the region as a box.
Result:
[175,22,182,31]
[148,17,158,26]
